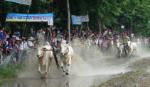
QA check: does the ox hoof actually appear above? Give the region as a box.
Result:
[45,72,47,75]
[67,64,70,66]
[66,72,69,75]
[38,70,41,74]
[41,76,46,79]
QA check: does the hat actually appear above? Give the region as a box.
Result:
[12,35,16,38]
[16,37,21,41]
[22,37,26,40]
[28,37,35,41]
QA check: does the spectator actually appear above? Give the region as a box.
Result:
[27,37,35,49]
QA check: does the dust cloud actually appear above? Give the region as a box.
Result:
[70,38,150,76]
[70,38,128,76]
[16,38,150,87]
[18,38,150,78]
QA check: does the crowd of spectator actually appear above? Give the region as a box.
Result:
[0,27,36,64]
[1,26,150,64]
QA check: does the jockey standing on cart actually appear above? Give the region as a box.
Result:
[122,32,130,55]
[50,30,63,53]
[102,28,113,50]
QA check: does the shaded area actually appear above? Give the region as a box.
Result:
[0,75,111,87]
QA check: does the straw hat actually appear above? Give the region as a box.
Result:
[28,37,35,41]
[12,35,16,38]
[22,37,26,40]
[16,37,21,41]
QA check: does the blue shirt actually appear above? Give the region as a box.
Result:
[0,31,5,40]
[15,32,21,37]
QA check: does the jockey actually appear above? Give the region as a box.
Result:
[50,36,61,53]
[131,33,135,42]
[122,32,130,43]
[103,29,112,38]
[122,32,130,52]
[37,29,45,45]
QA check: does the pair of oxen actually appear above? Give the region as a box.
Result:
[37,40,74,78]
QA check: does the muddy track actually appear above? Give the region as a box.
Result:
[1,40,150,87]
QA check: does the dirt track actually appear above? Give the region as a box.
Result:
[1,42,150,87]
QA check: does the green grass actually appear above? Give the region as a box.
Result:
[97,71,145,87]
[0,64,24,79]
[0,62,24,87]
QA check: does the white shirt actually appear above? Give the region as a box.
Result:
[103,30,108,36]
[20,41,29,50]
[99,39,103,45]
[27,41,34,48]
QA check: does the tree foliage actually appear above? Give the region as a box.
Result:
[0,0,150,36]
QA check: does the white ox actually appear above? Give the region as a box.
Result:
[60,40,74,75]
[127,41,137,56]
[37,44,54,78]
[116,40,137,57]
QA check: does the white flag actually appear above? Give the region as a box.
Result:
[71,15,82,25]
[81,15,89,22]
[5,0,32,5]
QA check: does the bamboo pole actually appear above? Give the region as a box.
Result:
[23,5,31,36]
[67,0,71,43]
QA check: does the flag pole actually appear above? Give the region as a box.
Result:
[86,11,89,31]
[50,0,54,41]
[23,4,31,36]
[67,0,71,43]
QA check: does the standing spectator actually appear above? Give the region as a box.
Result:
[20,37,28,51]
[0,28,6,41]
[27,37,35,49]
[13,37,21,63]
[30,28,36,37]
[5,38,12,55]
[0,40,3,64]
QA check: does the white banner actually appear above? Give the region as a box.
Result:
[71,15,82,25]
[81,15,89,22]
[5,0,32,5]
[6,13,54,25]
[71,15,89,25]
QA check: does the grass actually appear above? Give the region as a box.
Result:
[0,79,10,86]
[0,64,24,87]
[0,64,24,79]
[97,71,147,87]
[96,58,150,87]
